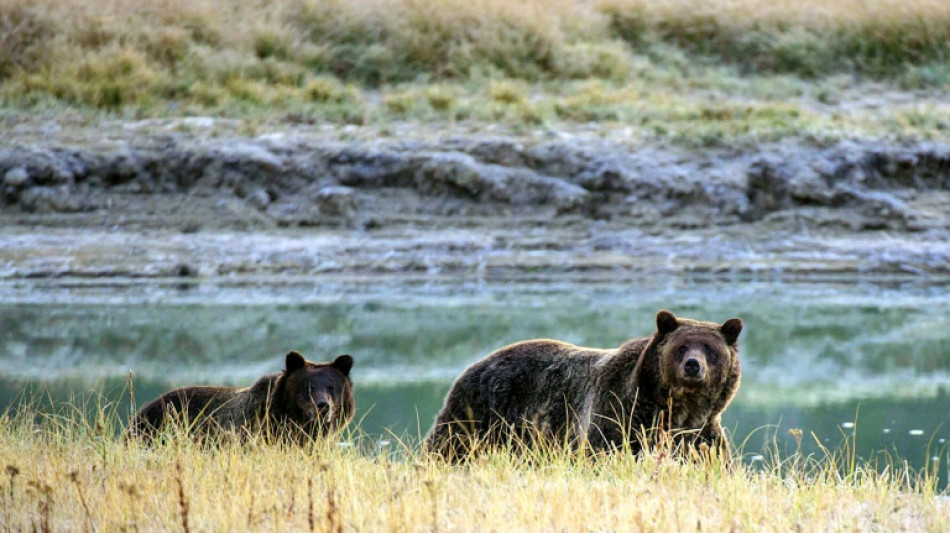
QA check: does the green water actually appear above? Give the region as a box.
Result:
[1,278,948,482]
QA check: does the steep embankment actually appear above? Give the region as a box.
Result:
[2,123,949,278]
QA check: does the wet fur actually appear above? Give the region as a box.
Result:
[129,352,355,444]
[424,310,742,461]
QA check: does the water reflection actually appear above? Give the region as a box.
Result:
[1,278,948,482]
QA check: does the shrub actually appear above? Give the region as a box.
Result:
[0,0,54,79]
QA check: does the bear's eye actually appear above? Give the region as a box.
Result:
[703,344,717,362]
[328,386,335,395]
[677,345,688,356]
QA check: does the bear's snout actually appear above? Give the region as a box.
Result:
[684,358,702,378]
[315,399,333,421]
[308,397,330,416]
[678,351,708,382]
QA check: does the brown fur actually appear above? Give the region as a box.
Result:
[423,310,742,461]
[129,351,355,444]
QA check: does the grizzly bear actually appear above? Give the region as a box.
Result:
[423,310,742,461]
[129,351,355,444]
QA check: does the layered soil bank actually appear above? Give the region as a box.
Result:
[2,121,949,279]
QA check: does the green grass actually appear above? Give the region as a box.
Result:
[599,0,950,79]
[1,0,949,132]
[9,0,945,89]
[1,0,949,146]
[1,396,948,531]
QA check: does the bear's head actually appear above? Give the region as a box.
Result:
[652,309,742,400]
[274,351,355,437]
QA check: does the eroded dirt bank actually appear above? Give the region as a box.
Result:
[2,121,949,279]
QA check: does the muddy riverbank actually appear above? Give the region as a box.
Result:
[2,120,949,279]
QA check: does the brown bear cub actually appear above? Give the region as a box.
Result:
[424,310,742,461]
[130,351,354,444]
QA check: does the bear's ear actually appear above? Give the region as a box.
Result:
[285,351,307,373]
[332,354,353,377]
[656,310,679,337]
[720,318,743,345]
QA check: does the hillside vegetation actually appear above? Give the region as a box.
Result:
[1,0,949,144]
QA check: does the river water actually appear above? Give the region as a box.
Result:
[1,277,948,483]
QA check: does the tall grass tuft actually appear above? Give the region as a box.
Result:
[598,0,950,78]
[0,0,53,80]
[67,470,94,533]
[175,459,191,533]
[320,463,343,533]
[291,0,562,83]
[0,395,947,530]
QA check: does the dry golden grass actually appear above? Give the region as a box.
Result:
[1,402,949,531]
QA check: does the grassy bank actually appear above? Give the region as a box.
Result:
[4,0,950,89]
[1,403,948,531]
[1,0,949,146]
